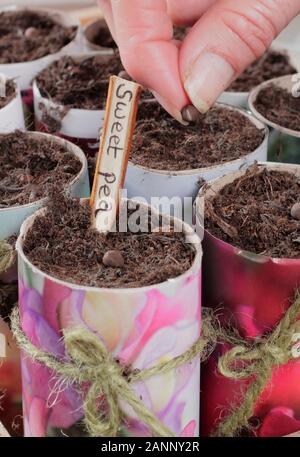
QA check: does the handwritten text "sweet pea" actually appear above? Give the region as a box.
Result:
[95,82,134,217]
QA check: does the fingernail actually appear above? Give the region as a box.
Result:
[184,53,235,113]
[152,91,188,125]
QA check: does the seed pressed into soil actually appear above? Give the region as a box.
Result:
[205,164,300,258]
[0,80,16,110]
[131,102,265,171]
[0,131,82,207]
[253,84,300,132]
[23,195,195,288]
[0,11,77,64]
[36,54,124,110]
[229,51,297,92]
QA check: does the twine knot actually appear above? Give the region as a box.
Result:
[63,328,133,437]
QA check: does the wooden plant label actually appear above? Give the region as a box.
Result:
[90,76,141,232]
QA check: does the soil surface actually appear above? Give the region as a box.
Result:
[0,80,16,109]
[0,131,82,207]
[131,102,265,171]
[229,51,297,92]
[205,164,300,258]
[253,84,300,132]
[23,195,196,288]
[36,54,124,110]
[0,11,77,64]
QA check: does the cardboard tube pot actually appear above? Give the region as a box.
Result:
[33,54,107,164]
[195,162,300,437]
[83,18,116,53]
[0,78,25,133]
[125,103,268,222]
[0,5,82,108]
[218,48,300,109]
[249,74,300,165]
[17,199,202,437]
[0,132,89,241]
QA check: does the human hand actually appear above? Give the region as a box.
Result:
[98,0,300,122]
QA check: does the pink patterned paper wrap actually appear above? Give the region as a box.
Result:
[17,205,202,437]
[197,163,300,437]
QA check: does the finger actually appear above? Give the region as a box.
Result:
[98,0,117,42]
[180,0,300,113]
[167,0,217,26]
[111,0,189,122]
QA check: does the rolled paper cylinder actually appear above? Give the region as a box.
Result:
[17,199,202,437]
[0,132,90,241]
[0,79,25,133]
[218,47,300,109]
[125,103,268,222]
[196,162,300,437]
[0,5,82,108]
[249,74,300,165]
[33,54,107,167]
[82,19,116,53]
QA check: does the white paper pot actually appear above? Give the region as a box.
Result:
[249,74,300,165]
[125,103,268,221]
[0,5,82,93]
[0,78,25,133]
[0,132,90,240]
[33,53,107,158]
[83,18,115,54]
[218,48,300,109]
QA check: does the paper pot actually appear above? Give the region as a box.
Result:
[0,132,90,241]
[195,162,300,437]
[0,5,82,109]
[125,103,268,221]
[17,199,202,437]
[249,74,300,165]
[0,78,25,133]
[83,18,115,54]
[33,54,107,162]
[218,48,300,109]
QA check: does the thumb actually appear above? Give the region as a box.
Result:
[180,0,300,113]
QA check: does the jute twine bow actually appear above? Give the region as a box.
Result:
[213,292,300,437]
[0,240,15,275]
[11,307,216,438]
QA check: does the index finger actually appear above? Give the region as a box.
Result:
[111,0,190,121]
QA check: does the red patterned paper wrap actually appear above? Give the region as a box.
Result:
[198,163,300,437]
